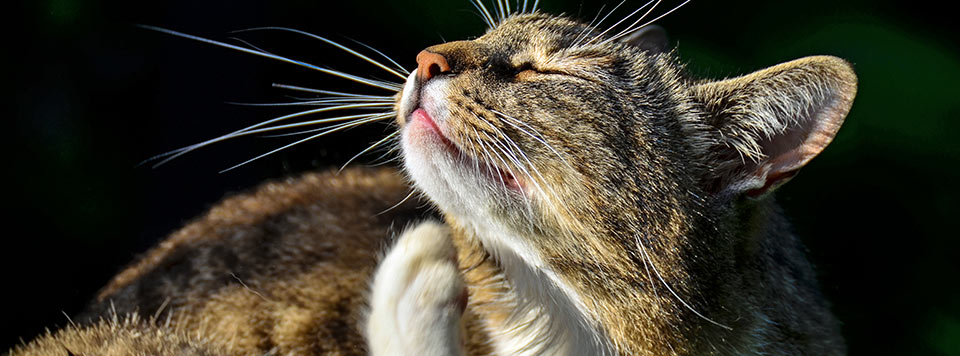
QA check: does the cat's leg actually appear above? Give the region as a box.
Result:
[366,221,466,356]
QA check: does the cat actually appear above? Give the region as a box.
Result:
[7,2,857,355]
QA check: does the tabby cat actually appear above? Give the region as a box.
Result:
[8,2,856,355]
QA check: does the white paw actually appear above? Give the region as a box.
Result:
[367,221,466,356]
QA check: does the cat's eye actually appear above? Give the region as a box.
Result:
[514,62,538,77]
[514,62,565,79]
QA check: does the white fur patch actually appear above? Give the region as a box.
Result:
[366,221,465,356]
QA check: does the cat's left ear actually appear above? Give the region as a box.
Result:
[621,25,669,54]
[693,56,858,198]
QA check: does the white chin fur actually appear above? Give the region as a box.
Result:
[400,77,491,221]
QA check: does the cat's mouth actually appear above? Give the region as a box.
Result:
[406,106,523,192]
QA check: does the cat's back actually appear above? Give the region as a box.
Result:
[10,167,430,356]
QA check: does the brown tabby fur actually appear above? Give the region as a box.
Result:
[8,8,856,356]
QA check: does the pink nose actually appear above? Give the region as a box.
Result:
[416,50,450,82]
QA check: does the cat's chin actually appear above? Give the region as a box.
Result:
[401,113,527,221]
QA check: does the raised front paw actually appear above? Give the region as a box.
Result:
[366,221,466,356]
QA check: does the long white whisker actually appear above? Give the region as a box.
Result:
[572,4,607,46]
[492,122,559,211]
[604,0,662,44]
[469,0,496,29]
[473,114,550,211]
[472,129,505,192]
[489,112,577,219]
[227,36,273,54]
[219,115,389,173]
[250,112,395,137]
[586,0,657,46]
[226,99,393,107]
[636,238,733,331]
[603,0,691,44]
[481,133,516,195]
[492,133,543,225]
[339,130,400,171]
[471,0,497,28]
[271,84,397,98]
[142,106,391,167]
[232,27,408,80]
[493,110,571,168]
[348,38,410,75]
[376,189,419,216]
[573,0,626,47]
[138,25,401,91]
[484,131,527,195]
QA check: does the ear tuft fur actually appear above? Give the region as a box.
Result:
[693,56,858,197]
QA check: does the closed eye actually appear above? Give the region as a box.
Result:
[514,62,566,78]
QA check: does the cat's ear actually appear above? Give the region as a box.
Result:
[621,25,669,54]
[693,56,857,198]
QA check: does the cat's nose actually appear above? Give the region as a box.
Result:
[416,50,451,82]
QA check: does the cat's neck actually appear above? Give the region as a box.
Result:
[450,217,615,356]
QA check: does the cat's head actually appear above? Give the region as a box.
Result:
[397,12,856,239]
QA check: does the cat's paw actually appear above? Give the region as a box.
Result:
[366,221,465,356]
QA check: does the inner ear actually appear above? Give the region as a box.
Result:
[620,25,669,54]
[692,56,858,198]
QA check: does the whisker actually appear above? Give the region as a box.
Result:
[479,132,515,195]
[636,238,733,331]
[232,27,408,80]
[469,1,494,29]
[572,3,608,46]
[492,110,571,168]
[375,189,419,216]
[138,25,401,91]
[339,130,400,171]
[471,0,498,29]
[219,115,389,173]
[483,132,525,192]
[495,0,504,23]
[472,128,504,191]
[226,99,393,107]
[142,105,392,167]
[348,38,410,75]
[488,112,577,218]
[585,0,657,46]
[604,0,662,44]
[271,84,396,98]
[254,112,395,138]
[227,36,273,54]
[473,115,546,207]
[603,0,691,44]
[573,0,626,47]
[491,123,557,211]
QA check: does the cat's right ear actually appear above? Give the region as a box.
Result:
[621,25,669,54]
[692,56,857,198]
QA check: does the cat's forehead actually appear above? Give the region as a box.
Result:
[477,14,593,54]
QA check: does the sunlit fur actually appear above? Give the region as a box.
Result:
[9,2,856,356]
[392,11,855,356]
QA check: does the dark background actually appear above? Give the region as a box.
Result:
[10,0,959,354]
